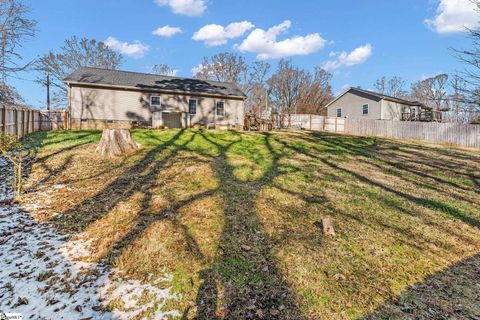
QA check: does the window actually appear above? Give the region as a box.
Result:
[189,99,197,114]
[216,101,225,116]
[336,108,342,118]
[362,104,369,115]
[150,96,161,107]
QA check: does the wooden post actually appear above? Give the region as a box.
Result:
[14,109,18,137]
[335,117,338,132]
[1,105,6,134]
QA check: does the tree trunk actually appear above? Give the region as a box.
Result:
[96,129,138,157]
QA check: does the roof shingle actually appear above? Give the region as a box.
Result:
[63,67,246,99]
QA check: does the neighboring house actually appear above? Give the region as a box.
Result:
[63,67,246,130]
[325,87,441,122]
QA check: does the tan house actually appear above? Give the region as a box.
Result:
[325,87,441,122]
[63,67,246,129]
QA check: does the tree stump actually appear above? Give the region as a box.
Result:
[322,215,336,236]
[96,129,138,157]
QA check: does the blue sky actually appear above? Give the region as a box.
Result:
[11,0,479,108]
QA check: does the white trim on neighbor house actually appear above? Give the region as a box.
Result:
[362,103,369,115]
[380,99,384,120]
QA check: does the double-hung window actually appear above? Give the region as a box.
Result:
[216,101,225,116]
[336,108,342,118]
[362,104,369,115]
[189,99,197,114]
[150,96,161,107]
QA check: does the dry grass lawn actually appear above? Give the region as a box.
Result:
[20,129,480,319]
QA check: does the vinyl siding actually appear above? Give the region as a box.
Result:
[70,85,244,127]
[327,92,382,119]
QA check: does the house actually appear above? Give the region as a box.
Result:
[63,67,246,130]
[325,87,441,122]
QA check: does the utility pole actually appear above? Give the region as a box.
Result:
[46,73,51,111]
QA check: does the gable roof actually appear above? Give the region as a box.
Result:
[325,87,430,109]
[63,67,247,99]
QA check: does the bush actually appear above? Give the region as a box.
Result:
[0,133,27,198]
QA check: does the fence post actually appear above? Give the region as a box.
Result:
[335,117,338,132]
[1,105,5,134]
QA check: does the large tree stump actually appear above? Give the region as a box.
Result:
[96,129,138,157]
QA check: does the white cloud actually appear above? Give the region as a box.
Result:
[237,20,326,59]
[104,37,149,58]
[155,0,206,16]
[425,0,479,34]
[323,44,373,70]
[152,25,183,37]
[193,21,255,47]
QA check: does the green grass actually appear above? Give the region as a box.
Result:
[22,129,480,319]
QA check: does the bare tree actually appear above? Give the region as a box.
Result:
[297,67,334,114]
[451,0,480,122]
[193,52,248,84]
[246,61,271,116]
[0,0,36,104]
[36,36,122,107]
[268,59,307,123]
[410,74,449,110]
[374,75,407,98]
[151,64,177,76]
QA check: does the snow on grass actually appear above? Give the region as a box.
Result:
[0,206,180,319]
[0,158,180,319]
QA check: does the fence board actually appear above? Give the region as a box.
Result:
[0,105,66,138]
[284,114,480,148]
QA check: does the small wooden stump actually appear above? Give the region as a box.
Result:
[96,129,138,157]
[321,215,335,236]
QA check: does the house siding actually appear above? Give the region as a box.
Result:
[70,85,245,129]
[327,91,382,119]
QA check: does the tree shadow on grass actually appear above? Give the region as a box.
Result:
[364,253,480,320]
[191,130,304,319]
[50,128,304,319]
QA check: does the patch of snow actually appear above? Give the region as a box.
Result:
[0,157,14,202]
[0,205,180,319]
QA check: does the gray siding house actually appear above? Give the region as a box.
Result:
[325,87,436,121]
[64,67,246,130]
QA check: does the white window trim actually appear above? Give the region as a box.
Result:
[362,103,369,115]
[336,108,342,118]
[150,95,161,107]
[188,98,197,114]
[216,100,225,116]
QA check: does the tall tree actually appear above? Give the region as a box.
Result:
[451,0,480,122]
[0,0,36,103]
[151,64,177,76]
[268,59,306,120]
[374,75,407,98]
[410,74,449,111]
[246,61,271,116]
[37,36,122,107]
[297,67,334,114]
[193,52,248,84]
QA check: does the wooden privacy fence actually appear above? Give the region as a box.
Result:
[285,114,480,148]
[344,119,480,148]
[1,105,67,138]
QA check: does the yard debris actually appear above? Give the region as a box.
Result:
[241,244,252,251]
[321,215,336,236]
